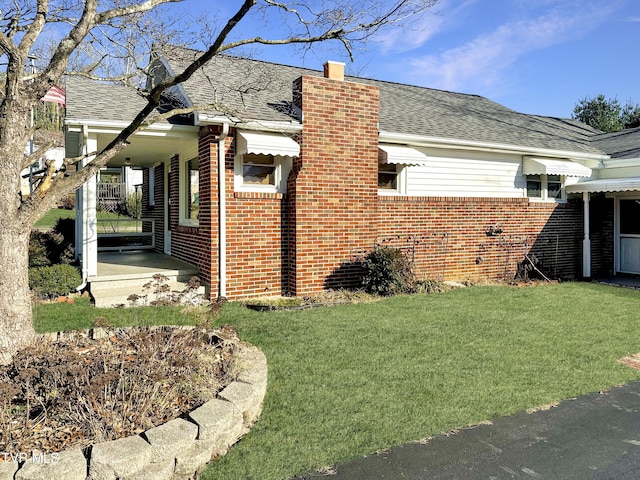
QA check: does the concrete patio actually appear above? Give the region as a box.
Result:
[89,251,203,307]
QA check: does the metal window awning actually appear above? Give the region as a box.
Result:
[566,177,640,193]
[523,157,592,177]
[237,131,300,157]
[379,145,428,166]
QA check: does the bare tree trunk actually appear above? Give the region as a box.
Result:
[0,228,36,365]
[0,98,38,365]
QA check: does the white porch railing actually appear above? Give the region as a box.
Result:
[97,182,126,202]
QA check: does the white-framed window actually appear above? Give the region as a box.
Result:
[526,174,565,202]
[234,153,292,193]
[180,157,199,226]
[243,154,276,186]
[378,162,407,195]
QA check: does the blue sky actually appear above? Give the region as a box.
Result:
[184,0,639,118]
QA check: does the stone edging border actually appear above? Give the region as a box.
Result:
[0,327,268,480]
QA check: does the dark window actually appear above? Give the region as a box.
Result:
[620,199,640,235]
[243,154,275,185]
[526,175,542,198]
[378,163,398,190]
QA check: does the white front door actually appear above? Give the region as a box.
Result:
[619,199,640,274]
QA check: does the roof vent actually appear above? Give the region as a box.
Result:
[323,61,345,81]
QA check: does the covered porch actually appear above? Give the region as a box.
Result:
[567,177,640,279]
[67,114,200,305]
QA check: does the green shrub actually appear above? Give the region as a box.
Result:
[29,220,75,268]
[29,264,81,299]
[52,217,75,246]
[125,190,142,219]
[28,231,51,268]
[361,246,416,296]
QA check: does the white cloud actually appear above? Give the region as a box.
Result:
[375,0,478,54]
[404,4,612,94]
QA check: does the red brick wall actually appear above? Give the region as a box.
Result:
[286,75,380,295]
[377,196,584,282]
[225,190,287,298]
[168,127,220,289]
[217,130,287,299]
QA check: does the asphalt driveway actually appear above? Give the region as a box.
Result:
[294,380,640,479]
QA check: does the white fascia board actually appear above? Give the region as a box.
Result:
[65,118,198,138]
[379,131,609,166]
[198,114,302,133]
[602,157,640,168]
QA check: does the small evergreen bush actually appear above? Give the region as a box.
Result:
[28,231,51,268]
[53,217,75,246]
[29,264,81,299]
[28,222,75,268]
[361,246,416,296]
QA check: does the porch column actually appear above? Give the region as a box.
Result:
[582,191,591,278]
[82,132,99,278]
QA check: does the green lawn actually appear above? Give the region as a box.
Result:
[33,296,200,332]
[32,283,640,480]
[34,208,140,232]
[34,208,75,229]
[202,283,640,480]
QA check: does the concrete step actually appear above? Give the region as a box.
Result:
[89,281,206,308]
[89,270,199,293]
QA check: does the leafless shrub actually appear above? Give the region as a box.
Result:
[0,327,237,453]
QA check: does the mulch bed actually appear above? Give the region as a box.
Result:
[0,325,238,455]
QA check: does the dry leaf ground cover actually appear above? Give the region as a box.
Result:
[0,325,238,454]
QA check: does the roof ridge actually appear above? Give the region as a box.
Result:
[158,44,499,103]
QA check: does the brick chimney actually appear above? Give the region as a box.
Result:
[323,61,345,81]
[287,64,379,296]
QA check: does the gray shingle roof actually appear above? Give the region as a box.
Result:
[66,48,618,157]
[159,49,605,156]
[590,128,640,159]
[65,76,149,122]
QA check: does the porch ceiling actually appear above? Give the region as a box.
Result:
[96,129,199,167]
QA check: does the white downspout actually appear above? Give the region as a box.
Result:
[218,123,229,298]
[582,191,591,278]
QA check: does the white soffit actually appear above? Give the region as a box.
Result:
[523,157,592,177]
[237,130,299,157]
[379,145,428,166]
[566,177,640,193]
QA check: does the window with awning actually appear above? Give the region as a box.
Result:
[236,131,300,158]
[378,145,428,166]
[235,131,298,193]
[522,157,592,177]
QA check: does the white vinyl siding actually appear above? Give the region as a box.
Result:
[599,166,640,179]
[404,149,526,198]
